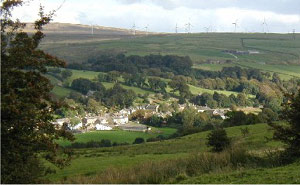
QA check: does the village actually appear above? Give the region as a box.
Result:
[52,103,230,133]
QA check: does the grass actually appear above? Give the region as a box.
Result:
[42,32,300,82]
[42,33,300,65]
[50,68,250,98]
[52,86,74,98]
[57,127,177,146]
[45,123,282,182]
[179,160,300,184]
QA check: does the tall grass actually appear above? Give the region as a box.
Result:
[60,146,262,184]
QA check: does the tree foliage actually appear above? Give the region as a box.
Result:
[206,128,231,152]
[1,1,74,183]
[269,89,300,158]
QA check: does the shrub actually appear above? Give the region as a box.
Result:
[67,139,112,149]
[240,127,250,137]
[206,128,231,152]
[133,137,145,144]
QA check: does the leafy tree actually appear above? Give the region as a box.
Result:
[258,108,278,123]
[1,1,74,183]
[71,78,93,94]
[107,71,120,83]
[86,98,102,114]
[104,83,136,108]
[61,69,73,79]
[148,77,166,93]
[133,137,145,144]
[269,90,300,158]
[159,102,169,113]
[182,107,198,130]
[144,115,164,127]
[272,72,281,85]
[236,93,247,107]
[98,73,107,82]
[206,128,231,152]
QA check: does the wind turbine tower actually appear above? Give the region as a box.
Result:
[144,25,149,35]
[91,24,94,35]
[175,23,178,34]
[232,19,238,32]
[262,18,269,34]
[131,23,136,35]
[185,22,192,33]
[204,27,209,33]
[293,29,296,40]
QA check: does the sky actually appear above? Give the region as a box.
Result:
[11,0,300,33]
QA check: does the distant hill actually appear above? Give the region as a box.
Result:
[31,23,300,80]
[24,22,153,35]
[24,22,159,45]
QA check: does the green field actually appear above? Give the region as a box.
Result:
[46,123,287,182]
[179,161,300,184]
[42,33,300,64]
[50,68,247,98]
[42,32,300,82]
[57,127,177,146]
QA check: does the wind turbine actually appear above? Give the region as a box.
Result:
[185,22,192,33]
[91,24,94,35]
[292,29,296,40]
[232,19,238,32]
[175,23,178,34]
[262,18,269,34]
[144,24,149,35]
[131,23,136,35]
[204,27,209,33]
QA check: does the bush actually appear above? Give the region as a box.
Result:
[240,127,250,137]
[67,139,112,149]
[206,128,231,152]
[146,137,160,142]
[133,137,145,144]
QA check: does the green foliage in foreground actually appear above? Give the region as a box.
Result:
[45,123,282,182]
[179,160,300,184]
[57,127,176,146]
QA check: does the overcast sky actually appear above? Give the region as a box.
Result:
[12,0,300,33]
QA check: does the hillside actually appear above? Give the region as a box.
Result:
[44,123,300,183]
[24,22,158,45]
[48,68,253,99]
[36,23,300,80]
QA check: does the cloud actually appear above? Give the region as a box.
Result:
[11,0,300,33]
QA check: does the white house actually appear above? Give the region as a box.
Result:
[113,116,129,125]
[95,124,112,130]
[71,122,83,130]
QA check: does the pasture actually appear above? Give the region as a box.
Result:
[57,127,177,146]
[42,32,300,81]
[179,161,300,184]
[46,123,283,182]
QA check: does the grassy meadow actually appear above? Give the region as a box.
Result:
[42,32,300,81]
[178,160,300,184]
[45,123,286,182]
[57,127,177,146]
